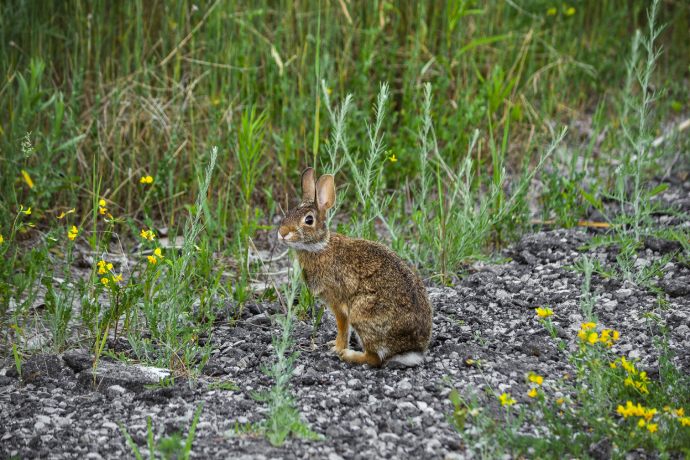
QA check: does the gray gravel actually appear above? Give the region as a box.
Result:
[1,226,689,459]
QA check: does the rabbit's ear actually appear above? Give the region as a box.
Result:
[316,174,335,211]
[301,168,316,203]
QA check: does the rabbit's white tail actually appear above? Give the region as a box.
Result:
[388,351,425,367]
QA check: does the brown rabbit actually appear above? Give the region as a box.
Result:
[277,168,432,367]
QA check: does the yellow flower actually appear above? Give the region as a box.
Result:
[140,175,154,184]
[587,332,598,345]
[56,208,76,220]
[546,7,557,16]
[609,362,617,369]
[581,322,596,331]
[647,423,658,433]
[101,277,109,286]
[498,393,516,407]
[528,373,544,385]
[99,199,106,207]
[147,255,157,265]
[20,206,32,215]
[97,260,113,275]
[564,6,576,16]
[113,274,123,284]
[638,419,646,428]
[21,170,34,189]
[68,225,79,241]
[154,247,163,258]
[140,229,156,241]
[535,307,553,318]
[676,408,685,417]
[620,357,636,374]
[679,416,690,427]
[556,398,565,405]
[527,388,538,398]
[617,401,657,420]
[644,407,657,421]
[388,154,397,163]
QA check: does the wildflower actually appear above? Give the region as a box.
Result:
[0,234,3,244]
[587,332,598,345]
[581,322,596,331]
[556,398,565,405]
[388,154,397,163]
[640,405,656,421]
[647,423,658,433]
[154,247,163,258]
[600,329,620,347]
[676,408,685,417]
[528,373,544,385]
[499,393,516,407]
[101,277,109,286]
[564,6,576,16]
[99,199,108,215]
[68,225,79,241]
[112,274,123,284]
[679,417,690,427]
[140,229,156,241]
[57,208,76,219]
[140,175,154,184]
[546,7,557,15]
[609,362,617,369]
[147,255,158,265]
[21,170,34,189]
[97,260,113,275]
[535,307,553,318]
[620,356,636,374]
[20,206,32,215]
[617,401,656,420]
[638,419,646,428]
[528,388,538,398]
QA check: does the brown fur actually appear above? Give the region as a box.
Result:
[278,168,432,367]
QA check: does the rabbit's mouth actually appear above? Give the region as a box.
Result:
[285,240,329,252]
[277,230,329,252]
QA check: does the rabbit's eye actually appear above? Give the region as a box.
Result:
[304,215,314,225]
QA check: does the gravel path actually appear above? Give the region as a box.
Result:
[1,226,689,459]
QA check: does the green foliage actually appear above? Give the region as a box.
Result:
[120,403,204,460]
[254,260,320,446]
[127,148,219,376]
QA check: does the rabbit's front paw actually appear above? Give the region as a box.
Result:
[328,339,345,353]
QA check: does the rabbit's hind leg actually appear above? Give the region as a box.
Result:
[338,349,382,367]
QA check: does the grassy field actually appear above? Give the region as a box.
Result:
[1,0,690,457]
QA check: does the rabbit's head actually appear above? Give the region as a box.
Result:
[278,168,335,251]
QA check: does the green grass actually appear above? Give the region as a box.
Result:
[120,403,204,460]
[1,0,689,455]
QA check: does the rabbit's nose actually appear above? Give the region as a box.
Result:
[278,227,289,240]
